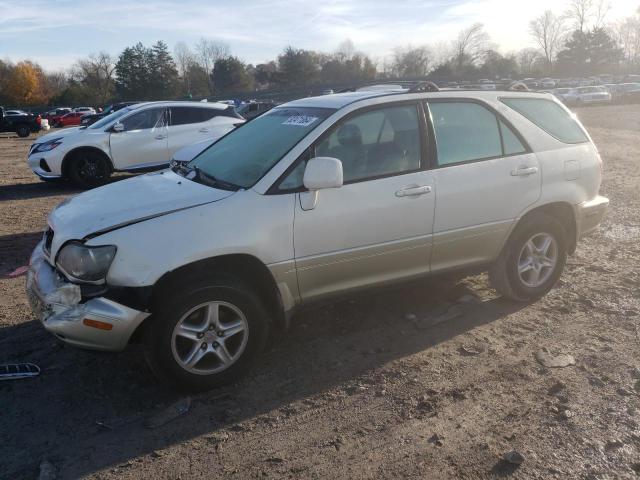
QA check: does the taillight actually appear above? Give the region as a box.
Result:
[36,115,42,125]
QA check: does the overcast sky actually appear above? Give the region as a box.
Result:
[0,0,637,70]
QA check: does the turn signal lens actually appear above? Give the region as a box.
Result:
[83,319,113,331]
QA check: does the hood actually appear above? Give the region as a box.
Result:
[48,170,235,248]
[36,127,84,143]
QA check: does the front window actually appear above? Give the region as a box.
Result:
[187,107,334,189]
[89,107,134,130]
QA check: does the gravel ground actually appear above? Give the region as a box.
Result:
[1,105,639,479]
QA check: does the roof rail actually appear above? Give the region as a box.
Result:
[407,81,440,93]
[336,80,439,94]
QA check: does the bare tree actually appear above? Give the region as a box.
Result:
[593,0,611,29]
[566,0,593,32]
[195,38,230,95]
[453,23,490,68]
[72,52,116,104]
[517,48,543,76]
[613,16,640,70]
[174,41,195,93]
[529,11,566,68]
[392,46,432,77]
[335,39,355,62]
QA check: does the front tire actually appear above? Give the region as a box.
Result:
[144,278,270,392]
[489,213,567,302]
[68,150,111,188]
[16,125,30,137]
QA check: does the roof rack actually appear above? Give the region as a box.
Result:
[336,80,440,94]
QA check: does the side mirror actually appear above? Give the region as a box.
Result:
[111,122,125,133]
[303,157,343,191]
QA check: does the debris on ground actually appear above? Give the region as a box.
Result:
[6,265,29,278]
[144,397,191,428]
[534,349,576,368]
[459,344,484,356]
[503,450,525,465]
[428,433,444,446]
[0,363,40,380]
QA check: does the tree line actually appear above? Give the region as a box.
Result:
[1,0,640,108]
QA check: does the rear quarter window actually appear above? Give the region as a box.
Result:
[500,98,589,144]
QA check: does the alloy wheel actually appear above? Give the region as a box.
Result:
[171,301,249,375]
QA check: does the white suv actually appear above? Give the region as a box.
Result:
[27,101,244,187]
[26,86,608,391]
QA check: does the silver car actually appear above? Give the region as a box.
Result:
[27,87,609,391]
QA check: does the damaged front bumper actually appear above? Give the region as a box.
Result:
[25,242,149,351]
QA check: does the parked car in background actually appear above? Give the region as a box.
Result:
[73,107,96,115]
[615,83,640,104]
[573,86,611,105]
[0,106,41,137]
[236,101,275,120]
[55,111,86,127]
[45,108,72,125]
[5,109,27,115]
[540,78,556,88]
[27,101,244,187]
[26,87,608,390]
[552,88,578,104]
[80,102,139,126]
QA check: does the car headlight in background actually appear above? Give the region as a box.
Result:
[56,242,117,284]
[33,137,63,153]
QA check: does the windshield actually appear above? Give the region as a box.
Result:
[188,106,334,189]
[89,106,134,130]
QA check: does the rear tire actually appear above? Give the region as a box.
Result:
[144,278,270,392]
[489,213,567,302]
[67,150,111,188]
[16,125,30,138]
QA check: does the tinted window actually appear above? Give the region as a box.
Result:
[171,107,217,126]
[121,108,166,131]
[314,104,421,183]
[189,107,333,189]
[501,98,588,144]
[499,120,527,155]
[429,102,502,166]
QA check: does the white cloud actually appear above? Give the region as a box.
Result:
[0,0,637,69]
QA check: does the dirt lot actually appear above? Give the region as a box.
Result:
[1,106,639,479]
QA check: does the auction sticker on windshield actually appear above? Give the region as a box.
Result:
[282,115,319,127]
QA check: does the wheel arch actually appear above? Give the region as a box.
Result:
[502,202,578,256]
[61,146,114,177]
[136,254,287,340]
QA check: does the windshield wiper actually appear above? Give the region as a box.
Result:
[193,166,241,191]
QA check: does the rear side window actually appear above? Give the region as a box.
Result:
[501,98,588,144]
[429,102,502,165]
[171,107,217,126]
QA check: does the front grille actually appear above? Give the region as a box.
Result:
[43,228,54,256]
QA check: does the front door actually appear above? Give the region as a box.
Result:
[292,103,436,302]
[109,107,169,170]
[426,100,541,272]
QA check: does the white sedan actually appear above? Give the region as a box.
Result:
[27,101,244,187]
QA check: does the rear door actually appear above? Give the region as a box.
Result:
[167,106,233,158]
[426,99,541,272]
[109,107,169,170]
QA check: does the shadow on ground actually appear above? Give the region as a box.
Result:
[0,277,525,479]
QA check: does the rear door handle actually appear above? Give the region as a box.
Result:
[511,166,538,176]
[155,134,167,140]
[395,185,432,197]
[198,128,210,133]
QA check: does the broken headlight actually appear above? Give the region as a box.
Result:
[56,242,116,284]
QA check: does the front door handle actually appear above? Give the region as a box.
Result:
[155,134,167,140]
[395,185,432,197]
[511,166,538,176]
[198,128,210,133]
